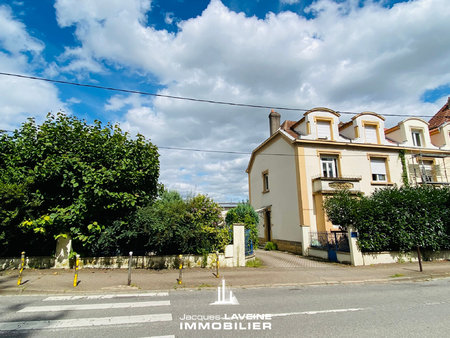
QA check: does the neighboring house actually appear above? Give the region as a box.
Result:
[246,99,450,255]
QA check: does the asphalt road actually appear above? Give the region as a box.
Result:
[0,278,449,337]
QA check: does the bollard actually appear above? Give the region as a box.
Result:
[17,251,25,286]
[128,251,133,286]
[73,254,80,287]
[215,251,220,278]
[177,254,183,285]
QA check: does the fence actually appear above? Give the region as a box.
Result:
[310,231,350,252]
[245,229,254,256]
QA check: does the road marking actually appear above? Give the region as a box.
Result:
[0,313,172,331]
[43,292,169,301]
[19,300,170,312]
[270,308,365,317]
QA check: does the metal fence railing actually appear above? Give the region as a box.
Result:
[310,231,349,252]
[245,229,254,256]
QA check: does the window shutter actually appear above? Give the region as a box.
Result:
[317,121,331,139]
[365,125,378,143]
[370,158,386,175]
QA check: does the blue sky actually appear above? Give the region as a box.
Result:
[1,0,449,201]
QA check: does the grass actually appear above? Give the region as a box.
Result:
[246,258,263,268]
[390,273,405,278]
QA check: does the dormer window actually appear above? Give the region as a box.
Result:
[412,130,422,146]
[316,119,332,140]
[364,125,378,144]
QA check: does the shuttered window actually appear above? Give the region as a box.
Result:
[370,158,387,182]
[364,125,378,143]
[317,120,331,139]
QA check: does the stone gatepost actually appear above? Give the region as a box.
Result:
[348,227,364,266]
[233,223,245,267]
[54,235,72,268]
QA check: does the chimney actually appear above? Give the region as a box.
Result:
[269,110,281,136]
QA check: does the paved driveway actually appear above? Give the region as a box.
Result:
[255,249,332,268]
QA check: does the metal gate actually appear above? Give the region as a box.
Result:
[245,229,254,256]
[310,231,349,262]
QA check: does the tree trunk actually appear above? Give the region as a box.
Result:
[416,246,423,272]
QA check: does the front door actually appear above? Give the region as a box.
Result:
[264,210,272,242]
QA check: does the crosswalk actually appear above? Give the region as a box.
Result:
[0,292,175,337]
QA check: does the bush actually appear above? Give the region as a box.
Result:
[264,241,277,251]
[131,191,229,255]
[225,202,259,246]
[323,186,450,252]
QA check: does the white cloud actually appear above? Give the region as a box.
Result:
[0,5,43,54]
[49,0,450,200]
[280,0,302,4]
[0,5,67,131]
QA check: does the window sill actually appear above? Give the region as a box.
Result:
[370,181,394,186]
[262,190,270,194]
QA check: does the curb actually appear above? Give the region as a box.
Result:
[1,273,449,296]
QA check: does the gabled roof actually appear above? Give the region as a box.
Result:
[428,97,450,130]
[280,120,298,139]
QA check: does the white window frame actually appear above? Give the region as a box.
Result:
[321,156,339,178]
[411,130,422,147]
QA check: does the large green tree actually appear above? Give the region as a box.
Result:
[132,191,229,255]
[0,112,159,256]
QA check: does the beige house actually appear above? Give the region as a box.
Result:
[246,99,450,255]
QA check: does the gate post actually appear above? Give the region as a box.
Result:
[348,227,364,266]
[233,224,245,267]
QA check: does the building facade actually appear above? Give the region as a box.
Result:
[247,99,450,255]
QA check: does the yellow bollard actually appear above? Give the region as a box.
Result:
[73,254,80,287]
[17,251,25,286]
[216,251,220,278]
[177,254,183,285]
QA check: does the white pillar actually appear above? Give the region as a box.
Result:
[233,224,245,267]
[348,227,364,266]
[54,235,72,268]
[301,226,310,256]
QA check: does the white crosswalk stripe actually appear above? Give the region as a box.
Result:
[43,292,168,301]
[19,300,170,312]
[0,313,172,331]
[0,293,174,335]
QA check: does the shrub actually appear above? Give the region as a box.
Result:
[264,241,277,251]
[225,202,259,246]
[323,186,450,252]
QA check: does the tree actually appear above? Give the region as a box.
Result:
[132,191,229,255]
[0,112,160,256]
[225,202,259,246]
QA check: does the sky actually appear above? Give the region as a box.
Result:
[1,0,450,202]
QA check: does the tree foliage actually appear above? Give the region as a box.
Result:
[0,112,159,256]
[132,191,229,255]
[225,202,259,245]
[323,186,450,252]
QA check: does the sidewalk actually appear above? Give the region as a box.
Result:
[1,252,449,295]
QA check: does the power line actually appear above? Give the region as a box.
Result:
[0,72,309,112]
[0,71,445,118]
